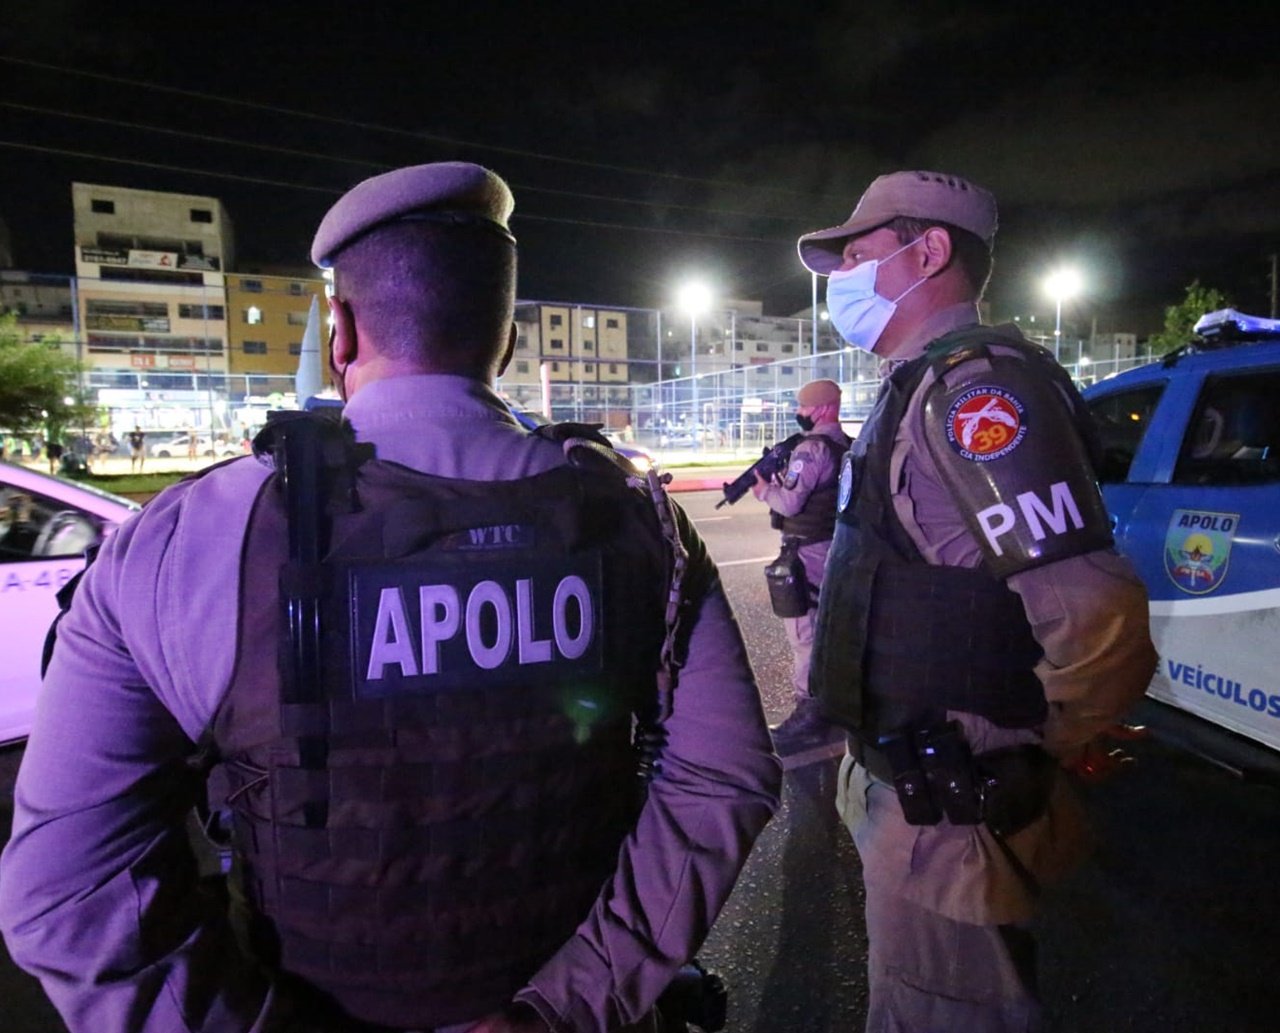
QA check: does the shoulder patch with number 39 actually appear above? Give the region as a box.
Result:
[945,387,1028,462]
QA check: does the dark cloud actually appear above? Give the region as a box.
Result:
[1,1,1278,331]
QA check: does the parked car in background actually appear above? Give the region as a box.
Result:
[1083,309,1280,766]
[149,433,243,458]
[0,462,139,745]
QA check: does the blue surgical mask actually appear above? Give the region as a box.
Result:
[826,237,926,352]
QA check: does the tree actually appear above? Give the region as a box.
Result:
[1148,280,1231,355]
[0,313,91,439]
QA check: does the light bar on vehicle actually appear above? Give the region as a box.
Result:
[1193,308,1280,339]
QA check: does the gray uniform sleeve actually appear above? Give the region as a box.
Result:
[1008,553,1157,756]
[757,437,833,518]
[517,524,783,1030]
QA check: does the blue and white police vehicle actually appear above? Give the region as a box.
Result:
[1083,309,1280,764]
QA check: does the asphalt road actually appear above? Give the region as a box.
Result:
[3,489,1280,1031]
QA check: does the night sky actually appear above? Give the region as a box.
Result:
[2,0,1279,335]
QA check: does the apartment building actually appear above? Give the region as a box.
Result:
[0,271,74,350]
[71,182,233,388]
[225,271,326,377]
[502,302,631,413]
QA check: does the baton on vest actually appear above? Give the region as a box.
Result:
[269,412,330,712]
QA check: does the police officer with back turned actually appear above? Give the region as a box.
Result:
[0,163,782,1033]
[799,170,1157,1032]
[751,378,849,748]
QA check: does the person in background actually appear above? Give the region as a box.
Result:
[751,378,850,750]
[45,437,64,476]
[127,425,145,472]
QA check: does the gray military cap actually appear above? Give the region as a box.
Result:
[311,161,516,268]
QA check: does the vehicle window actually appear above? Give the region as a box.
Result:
[1087,384,1165,483]
[0,486,101,560]
[1173,370,1280,486]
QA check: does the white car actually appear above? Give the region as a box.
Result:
[149,433,242,458]
[0,461,139,745]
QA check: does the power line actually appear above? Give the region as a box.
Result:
[0,140,339,194]
[1,100,813,223]
[1,101,383,171]
[0,140,792,245]
[0,54,834,201]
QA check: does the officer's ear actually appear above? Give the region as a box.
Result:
[919,227,953,278]
[496,321,517,377]
[327,295,357,368]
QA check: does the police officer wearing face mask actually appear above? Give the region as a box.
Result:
[750,378,850,748]
[798,171,1157,1032]
[0,163,783,1033]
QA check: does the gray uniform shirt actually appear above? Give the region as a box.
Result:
[756,420,851,587]
[0,374,782,1033]
[838,304,1157,925]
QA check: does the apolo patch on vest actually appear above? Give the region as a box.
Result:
[347,552,604,697]
[1165,509,1238,595]
[945,386,1027,462]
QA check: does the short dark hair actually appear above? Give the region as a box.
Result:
[887,217,993,299]
[331,221,516,376]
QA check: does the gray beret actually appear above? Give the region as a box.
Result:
[311,161,515,268]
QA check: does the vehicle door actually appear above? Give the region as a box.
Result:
[1098,366,1280,750]
[0,482,106,744]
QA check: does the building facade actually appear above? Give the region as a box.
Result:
[71,183,233,409]
[225,271,325,378]
[0,271,74,349]
[500,302,632,422]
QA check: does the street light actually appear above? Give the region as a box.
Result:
[676,281,712,449]
[1043,267,1083,360]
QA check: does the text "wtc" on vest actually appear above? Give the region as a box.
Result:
[365,576,596,679]
[975,481,1085,557]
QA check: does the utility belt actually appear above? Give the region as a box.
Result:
[763,534,828,618]
[853,720,1057,838]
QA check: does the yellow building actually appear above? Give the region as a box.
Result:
[224,272,326,377]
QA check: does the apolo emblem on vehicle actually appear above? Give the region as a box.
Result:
[945,387,1027,462]
[1165,509,1239,594]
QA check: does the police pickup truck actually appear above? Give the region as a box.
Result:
[1083,309,1280,773]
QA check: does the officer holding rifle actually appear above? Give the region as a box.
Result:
[749,379,850,748]
[799,170,1156,1031]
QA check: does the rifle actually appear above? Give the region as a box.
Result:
[715,432,805,509]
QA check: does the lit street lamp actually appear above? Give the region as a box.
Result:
[1043,267,1083,360]
[676,281,712,449]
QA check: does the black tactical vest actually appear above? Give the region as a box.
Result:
[211,442,674,1029]
[811,327,1060,738]
[775,433,851,543]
